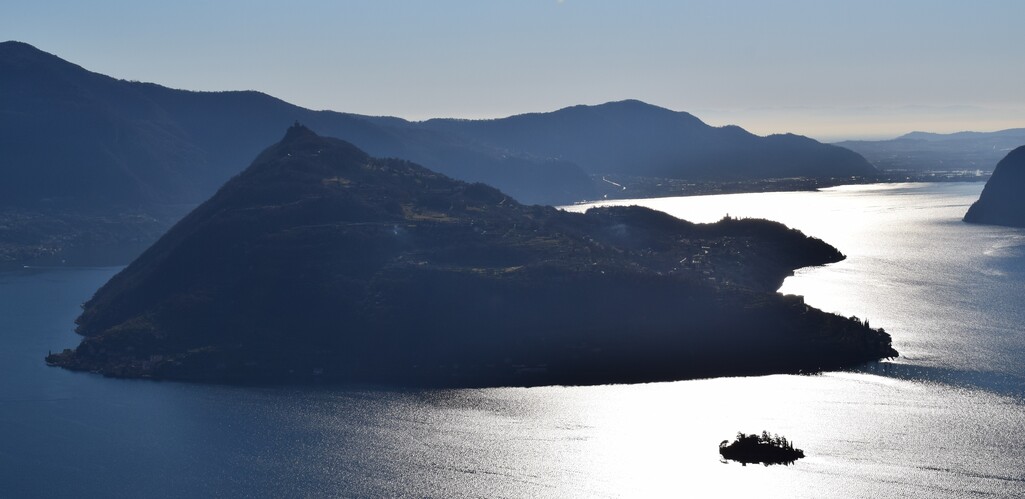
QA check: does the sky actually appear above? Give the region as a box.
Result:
[2,0,1023,141]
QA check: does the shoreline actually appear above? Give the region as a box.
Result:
[0,175,987,270]
[585,171,988,203]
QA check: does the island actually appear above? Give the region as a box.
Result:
[46,124,897,387]
[719,431,805,466]
[964,145,1025,227]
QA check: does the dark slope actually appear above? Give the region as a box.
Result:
[0,41,205,207]
[838,129,1025,172]
[421,100,878,180]
[1,41,881,266]
[1,41,874,210]
[130,85,594,205]
[964,146,1025,227]
[0,41,591,265]
[0,41,593,208]
[48,125,896,387]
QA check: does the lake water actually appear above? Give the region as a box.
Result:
[3,182,1024,498]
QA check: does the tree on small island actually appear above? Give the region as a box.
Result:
[719,431,805,466]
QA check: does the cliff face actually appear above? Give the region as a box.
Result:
[964,146,1025,227]
[48,125,896,387]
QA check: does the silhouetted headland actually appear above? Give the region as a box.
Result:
[719,431,805,466]
[46,125,897,387]
[963,145,1025,228]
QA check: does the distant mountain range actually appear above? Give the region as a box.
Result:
[1,40,878,265]
[836,129,1025,172]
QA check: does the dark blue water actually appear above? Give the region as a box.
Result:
[4,183,1025,498]
[1,268,248,496]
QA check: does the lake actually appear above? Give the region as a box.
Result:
[3,182,1023,498]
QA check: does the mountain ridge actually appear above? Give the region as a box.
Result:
[2,40,879,266]
[2,40,877,209]
[420,98,876,180]
[0,40,595,208]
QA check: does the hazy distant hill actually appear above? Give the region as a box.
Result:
[837,129,1025,172]
[421,100,878,180]
[0,40,593,208]
[49,125,896,386]
[964,146,1025,227]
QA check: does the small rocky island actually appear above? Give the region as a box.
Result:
[47,125,896,387]
[964,145,1025,227]
[719,431,805,466]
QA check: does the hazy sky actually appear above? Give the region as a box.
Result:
[3,0,1023,141]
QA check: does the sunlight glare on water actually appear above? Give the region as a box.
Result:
[567,183,1025,379]
[261,373,1025,497]
[4,183,1025,498]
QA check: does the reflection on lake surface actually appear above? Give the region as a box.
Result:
[3,182,1024,497]
[571,182,1025,390]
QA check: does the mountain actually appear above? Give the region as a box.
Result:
[837,129,1025,172]
[1,41,879,266]
[421,99,879,180]
[964,146,1025,227]
[47,125,896,387]
[0,40,593,209]
[0,40,595,266]
[0,41,877,211]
